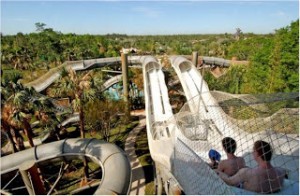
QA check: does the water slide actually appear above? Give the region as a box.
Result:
[3,55,298,194]
[0,56,156,195]
[170,56,299,156]
[25,56,142,92]
[142,56,185,194]
[1,56,147,194]
[143,55,298,194]
[23,57,138,144]
[39,75,124,138]
[24,55,233,93]
[27,74,124,145]
[1,138,131,195]
[169,56,299,194]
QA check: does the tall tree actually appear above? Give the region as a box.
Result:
[52,67,97,138]
[1,83,31,150]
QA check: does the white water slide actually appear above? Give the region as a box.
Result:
[25,56,143,92]
[143,56,299,194]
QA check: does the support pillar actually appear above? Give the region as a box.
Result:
[121,53,130,120]
[19,160,46,195]
[192,51,198,67]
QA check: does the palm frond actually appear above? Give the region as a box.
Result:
[82,89,96,102]
[72,98,80,111]
[81,70,93,81]
[13,91,28,107]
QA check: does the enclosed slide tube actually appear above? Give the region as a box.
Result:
[201,56,231,67]
[183,55,231,67]
[25,56,143,92]
[1,138,132,195]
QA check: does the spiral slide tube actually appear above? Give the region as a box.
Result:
[1,138,132,195]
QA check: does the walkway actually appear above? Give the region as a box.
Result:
[125,110,147,195]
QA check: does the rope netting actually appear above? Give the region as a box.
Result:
[172,92,299,194]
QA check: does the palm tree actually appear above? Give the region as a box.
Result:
[10,84,38,147]
[51,67,97,183]
[32,97,66,140]
[1,76,52,148]
[235,28,242,41]
[1,78,28,151]
[1,106,20,152]
[52,67,96,139]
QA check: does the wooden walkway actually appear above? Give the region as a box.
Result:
[124,110,147,195]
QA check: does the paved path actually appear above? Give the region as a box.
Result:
[125,110,147,195]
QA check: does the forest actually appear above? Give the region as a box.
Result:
[1,19,299,94]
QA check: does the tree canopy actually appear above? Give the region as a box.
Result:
[1,20,299,94]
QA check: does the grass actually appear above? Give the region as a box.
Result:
[43,158,101,195]
[220,99,299,134]
[21,69,50,83]
[85,119,139,149]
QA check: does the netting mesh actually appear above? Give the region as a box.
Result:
[172,92,299,194]
[173,138,233,195]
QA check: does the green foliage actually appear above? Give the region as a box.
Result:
[204,65,246,94]
[1,21,298,95]
[205,20,299,94]
[227,35,273,60]
[242,20,299,93]
[1,69,23,84]
[84,99,128,141]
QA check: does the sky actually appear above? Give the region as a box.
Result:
[1,1,299,35]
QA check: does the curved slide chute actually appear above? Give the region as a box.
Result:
[169,56,299,194]
[170,55,299,157]
[1,138,132,195]
[142,56,183,194]
[141,55,298,195]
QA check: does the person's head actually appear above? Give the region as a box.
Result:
[222,137,237,154]
[208,149,221,162]
[253,140,273,162]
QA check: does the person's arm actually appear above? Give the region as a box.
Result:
[241,157,246,168]
[217,160,225,172]
[217,168,248,186]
